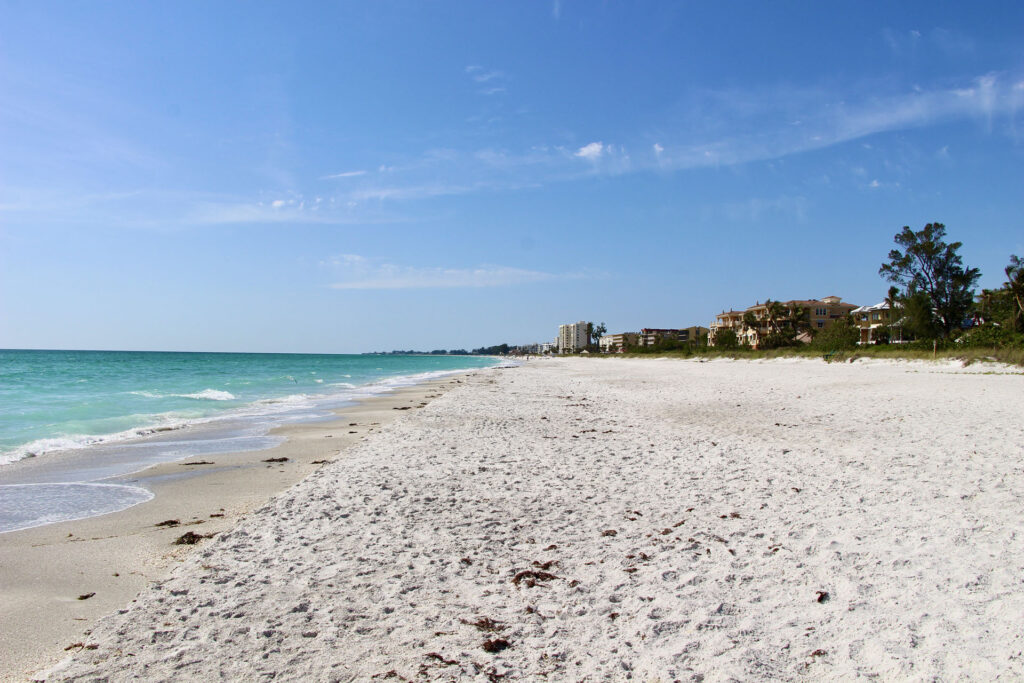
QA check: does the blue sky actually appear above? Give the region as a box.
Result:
[1,2,1022,353]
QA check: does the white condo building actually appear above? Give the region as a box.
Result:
[558,321,589,353]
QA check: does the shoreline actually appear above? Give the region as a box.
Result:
[0,371,478,682]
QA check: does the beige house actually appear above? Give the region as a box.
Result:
[709,296,858,348]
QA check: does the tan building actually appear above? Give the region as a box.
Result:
[709,296,858,348]
[598,332,639,353]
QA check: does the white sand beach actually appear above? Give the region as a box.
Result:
[38,357,1024,681]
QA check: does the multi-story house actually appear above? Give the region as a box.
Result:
[558,321,590,353]
[850,301,898,344]
[709,310,746,345]
[709,296,858,348]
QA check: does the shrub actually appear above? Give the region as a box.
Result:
[759,330,801,350]
[810,317,860,350]
[958,325,1024,349]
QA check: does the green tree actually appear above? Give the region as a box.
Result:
[810,315,860,350]
[901,289,941,340]
[879,223,981,338]
[714,328,739,349]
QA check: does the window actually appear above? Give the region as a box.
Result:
[817,321,825,328]
[815,307,827,316]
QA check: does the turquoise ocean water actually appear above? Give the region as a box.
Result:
[0,350,499,532]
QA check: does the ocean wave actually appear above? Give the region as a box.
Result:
[129,389,236,401]
[128,390,164,398]
[0,420,189,465]
[179,389,236,401]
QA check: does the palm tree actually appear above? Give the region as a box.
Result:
[884,285,902,343]
[764,299,785,335]
[742,311,758,347]
[785,304,810,337]
[1006,255,1024,332]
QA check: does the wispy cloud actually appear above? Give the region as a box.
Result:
[321,170,367,179]
[324,254,586,289]
[348,183,476,202]
[465,65,509,95]
[465,65,505,83]
[575,141,604,160]
[650,71,1024,172]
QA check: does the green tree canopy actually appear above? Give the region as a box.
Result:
[879,223,980,338]
[714,328,739,349]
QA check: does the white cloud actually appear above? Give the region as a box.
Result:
[575,141,604,160]
[271,199,287,208]
[326,257,584,290]
[653,143,664,155]
[869,179,881,188]
[321,170,366,179]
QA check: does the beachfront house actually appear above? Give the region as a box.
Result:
[851,301,900,344]
[558,321,590,353]
[709,296,858,348]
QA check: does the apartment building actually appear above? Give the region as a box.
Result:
[709,296,858,348]
[637,326,709,347]
[598,332,639,353]
[558,321,590,353]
